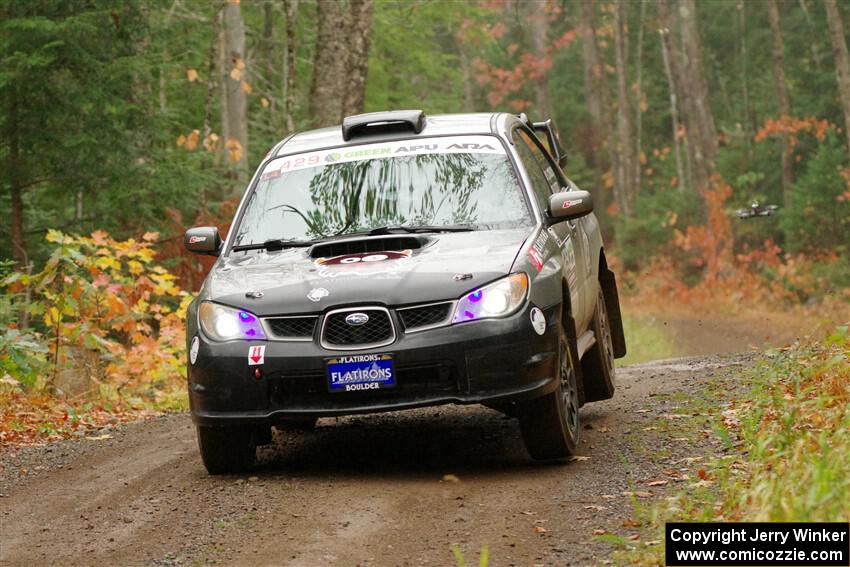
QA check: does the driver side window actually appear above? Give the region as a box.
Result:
[513,129,556,215]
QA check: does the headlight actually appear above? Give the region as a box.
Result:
[452,273,528,323]
[198,302,266,341]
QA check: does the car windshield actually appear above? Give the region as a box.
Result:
[231,135,532,247]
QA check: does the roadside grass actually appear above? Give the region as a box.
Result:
[617,313,677,366]
[615,325,850,564]
[451,544,489,567]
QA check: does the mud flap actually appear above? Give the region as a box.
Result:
[600,266,627,359]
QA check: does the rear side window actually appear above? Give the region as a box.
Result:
[513,129,559,214]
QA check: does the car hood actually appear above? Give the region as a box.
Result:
[204,228,532,316]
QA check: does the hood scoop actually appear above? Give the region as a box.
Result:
[309,235,428,259]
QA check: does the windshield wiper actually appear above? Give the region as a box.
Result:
[231,238,322,252]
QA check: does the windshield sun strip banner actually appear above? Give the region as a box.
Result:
[260,135,506,179]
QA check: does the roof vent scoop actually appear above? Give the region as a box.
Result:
[341,110,426,141]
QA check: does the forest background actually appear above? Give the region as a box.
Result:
[1,0,849,441]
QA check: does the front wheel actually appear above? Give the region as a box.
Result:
[196,425,256,475]
[517,323,580,460]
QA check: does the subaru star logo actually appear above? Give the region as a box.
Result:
[345,312,370,326]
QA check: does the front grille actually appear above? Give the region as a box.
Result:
[265,316,318,340]
[321,307,395,349]
[398,302,453,332]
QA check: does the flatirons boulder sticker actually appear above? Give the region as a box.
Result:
[248,345,265,366]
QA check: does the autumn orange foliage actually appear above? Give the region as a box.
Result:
[754,116,832,147]
[618,172,850,316]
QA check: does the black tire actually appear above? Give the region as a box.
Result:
[517,322,580,460]
[274,418,318,432]
[196,425,256,475]
[582,286,616,402]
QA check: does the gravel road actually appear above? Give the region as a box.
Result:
[0,354,751,567]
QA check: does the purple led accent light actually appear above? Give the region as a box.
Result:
[463,310,476,320]
[468,290,483,303]
[239,311,255,322]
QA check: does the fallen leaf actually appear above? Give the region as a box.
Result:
[592,528,607,535]
[635,409,651,414]
[623,518,641,527]
[598,426,610,433]
[628,534,640,541]
[622,491,653,498]
[441,474,460,483]
[570,455,590,462]
[601,494,616,500]
[647,480,669,487]
[86,434,112,441]
[533,526,548,534]
[583,505,607,511]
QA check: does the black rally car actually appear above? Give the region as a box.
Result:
[184,110,626,474]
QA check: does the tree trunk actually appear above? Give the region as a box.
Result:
[529,1,552,119]
[8,90,26,265]
[824,0,850,163]
[458,46,476,112]
[767,0,793,207]
[283,0,298,133]
[799,0,824,69]
[614,0,635,215]
[310,0,349,128]
[659,24,686,194]
[262,0,276,130]
[343,0,374,117]
[678,0,717,173]
[657,0,711,197]
[217,9,231,170]
[580,0,619,209]
[223,0,248,175]
[634,0,647,198]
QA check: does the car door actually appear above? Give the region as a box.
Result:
[511,127,587,326]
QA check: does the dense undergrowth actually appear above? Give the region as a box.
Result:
[1,231,190,446]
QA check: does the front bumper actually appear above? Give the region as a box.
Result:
[187,303,560,426]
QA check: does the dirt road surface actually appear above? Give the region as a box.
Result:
[0,353,753,567]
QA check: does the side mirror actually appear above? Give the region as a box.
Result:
[184,226,222,256]
[547,190,593,224]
